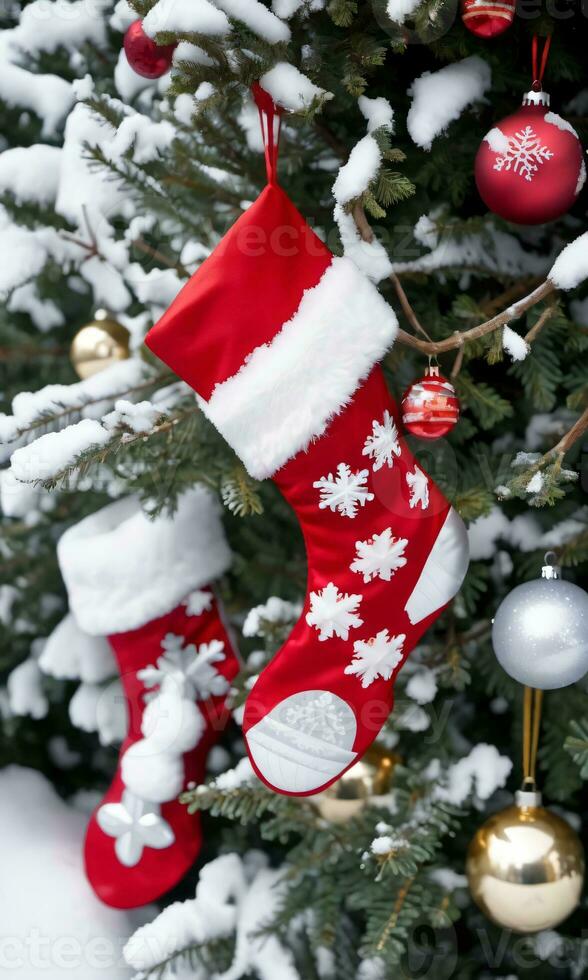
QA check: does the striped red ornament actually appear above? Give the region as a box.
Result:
[461,0,515,38]
[401,366,460,440]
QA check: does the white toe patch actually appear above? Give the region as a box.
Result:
[404,507,469,625]
[246,690,357,793]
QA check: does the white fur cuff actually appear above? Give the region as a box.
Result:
[58,487,231,635]
[201,257,398,480]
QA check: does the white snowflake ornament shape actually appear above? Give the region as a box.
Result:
[406,465,429,510]
[184,589,213,617]
[493,125,554,183]
[314,463,374,519]
[362,411,401,471]
[284,692,350,746]
[96,789,175,867]
[350,527,408,583]
[138,633,228,701]
[306,582,363,641]
[345,629,406,688]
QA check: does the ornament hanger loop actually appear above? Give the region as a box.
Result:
[522,686,543,793]
[531,34,552,90]
[252,82,283,186]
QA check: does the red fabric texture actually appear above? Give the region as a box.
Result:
[242,369,456,794]
[84,593,239,908]
[145,184,332,400]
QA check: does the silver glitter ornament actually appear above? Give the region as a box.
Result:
[492,553,588,690]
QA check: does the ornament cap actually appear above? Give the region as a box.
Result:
[522,88,550,107]
[541,551,561,580]
[516,787,542,809]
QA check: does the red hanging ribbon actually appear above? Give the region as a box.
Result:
[531,34,552,90]
[252,82,283,186]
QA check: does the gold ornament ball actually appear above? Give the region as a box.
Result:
[466,790,584,933]
[312,745,401,823]
[70,310,130,380]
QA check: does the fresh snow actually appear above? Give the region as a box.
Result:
[549,232,588,290]
[0,35,73,136]
[503,325,530,361]
[0,767,142,979]
[103,113,177,166]
[143,0,230,37]
[333,204,393,282]
[386,0,424,22]
[10,0,107,55]
[214,0,291,43]
[260,62,330,111]
[124,852,296,979]
[407,57,492,151]
[358,94,394,133]
[10,418,111,484]
[306,582,363,641]
[243,596,302,637]
[332,135,381,204]
[0,145,61,205]
[69,679,127,746]
[406,668,437,704]
[0,357,146,445]
[437,743,512,805]
[40,612,116,683]
[7,657,49,719]
[103,399,166,435]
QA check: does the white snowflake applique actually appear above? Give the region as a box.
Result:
[345,629,406,688]
[350,527,409,583]
[138,633,228,700]
[362,411,401,471]
[96,789,175,867]
[493,126,554,183]
[406,465,429,510]
[314,463,374,519]
[306,582,363,641]
[284,692,349,746]
[184,589,213,617]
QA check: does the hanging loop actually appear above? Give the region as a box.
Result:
[252,82,283,186]
[522,686,544,789]
[531,34,552,91]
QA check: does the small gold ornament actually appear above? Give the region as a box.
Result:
[312,745,401,823]
[70,310,130,380]
[466,788,584,933]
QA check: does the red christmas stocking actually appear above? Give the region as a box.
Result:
[57,488,239,907]
[145,86,469,797]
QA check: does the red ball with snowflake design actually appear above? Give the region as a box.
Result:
[123,19,176,79]
[475,89,586,225]
[401,365,460,441]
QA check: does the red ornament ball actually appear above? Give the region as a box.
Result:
[461,0,515,39]
[123,19,175,79]
[401,366,460,441]
[475,93,585,225]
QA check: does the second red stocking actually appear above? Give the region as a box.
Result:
[57,488,239,908]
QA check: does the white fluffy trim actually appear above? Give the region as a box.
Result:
[202,257,397,480]
[58,487,231,635]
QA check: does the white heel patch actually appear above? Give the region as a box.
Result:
[404,508,469,625]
